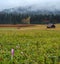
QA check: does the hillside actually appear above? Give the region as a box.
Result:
[1,5,60,15]
[0,6,60,24]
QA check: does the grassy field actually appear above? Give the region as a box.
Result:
[0,24,60,64]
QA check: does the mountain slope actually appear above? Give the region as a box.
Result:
[1,5,60,15]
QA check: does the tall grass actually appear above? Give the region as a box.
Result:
[0,29,60,64]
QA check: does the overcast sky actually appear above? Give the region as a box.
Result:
[0,0,60,10]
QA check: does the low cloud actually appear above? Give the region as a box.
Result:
[0,0,60,10]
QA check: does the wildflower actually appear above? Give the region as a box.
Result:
[21,51,24,54]
[11,49,14,63]
[16,44,20,49]
[11,49,14,56]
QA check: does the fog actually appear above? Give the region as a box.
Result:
[0,0,60,10]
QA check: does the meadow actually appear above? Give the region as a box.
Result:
[0,24,60,64]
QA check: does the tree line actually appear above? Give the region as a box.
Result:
[0,12,60,24]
